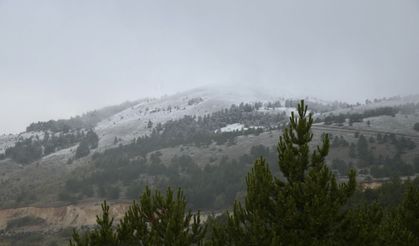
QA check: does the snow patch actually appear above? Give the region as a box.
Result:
[219,123,245,133]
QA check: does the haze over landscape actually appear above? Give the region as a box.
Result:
[2,1,419,245]
[1,0,419,133]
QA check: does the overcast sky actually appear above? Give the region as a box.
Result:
[0,0,419,134]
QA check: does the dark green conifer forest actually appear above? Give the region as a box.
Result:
[70,101,419,245]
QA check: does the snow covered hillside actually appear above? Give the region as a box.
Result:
[0,85,292,158]
[2,85,417,160]
[94,85,286,149]
[0,132,45,155]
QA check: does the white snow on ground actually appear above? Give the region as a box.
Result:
[4,86,415,157]
[0,134,17,154]
[216,123,265,133]
[351,114,419,135]
[219,123,245,133]
[0,85,293,155]
[0,85,351,157]
[326,95,419,115]
[94,85,289,149]
[0,131,45,154]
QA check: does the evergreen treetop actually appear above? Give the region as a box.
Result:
[70,187,206,246]
[213,100,356,245]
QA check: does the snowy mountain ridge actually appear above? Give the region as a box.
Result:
[2,85,418,157]
[95,85,288,148]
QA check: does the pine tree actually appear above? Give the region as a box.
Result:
[85,130,99,149]
[338,203,384,245]
[70,187,206,246]
[70,201,116,246]
[349,143,357,158]
[377,209,417,245]
[117,187,206,245]
[397,183,419,241]
[213,100,356,245]
[357,135,370,161]
[75,140,90,159]
[148,120,153,129]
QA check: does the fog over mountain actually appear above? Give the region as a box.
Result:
[1,0,419,134]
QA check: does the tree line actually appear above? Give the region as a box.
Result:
[2,130,99,164]
[61,144,278,210]
[26,100,140,133]
[330,131,417,178]
[322,106,400,125]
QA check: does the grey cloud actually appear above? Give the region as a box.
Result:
[0,0,418,133]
